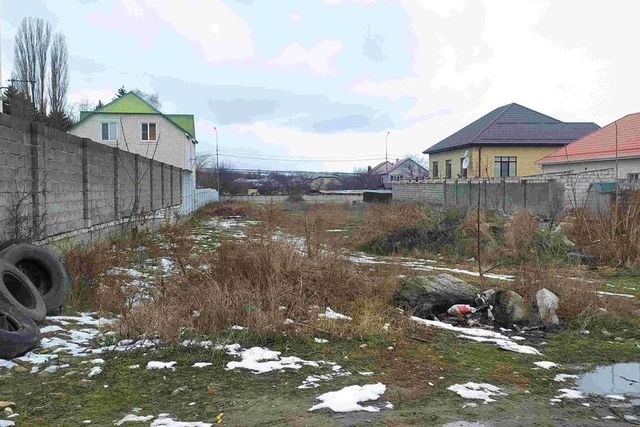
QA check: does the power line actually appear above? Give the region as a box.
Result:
[217,152,402,162]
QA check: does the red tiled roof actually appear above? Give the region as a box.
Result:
[538,113,640,164]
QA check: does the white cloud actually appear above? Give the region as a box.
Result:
[353,0,610,129]
[68,88,115,106]
[140,0,254,62]
[269,40,343,76]
[288,13,302,23]
[324,0,376,4]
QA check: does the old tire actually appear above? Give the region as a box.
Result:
[0,244,69,316]
[0,300,41,359]
[0,261,47,323]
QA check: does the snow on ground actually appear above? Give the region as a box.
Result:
[596,291,635,298]
[308,383,388,413]
[115,413,213,426]
[115,414,155,425]
[347,252,514,281]
[319,307,352,321]
[411,316,541,355]
[534,361,558,369]
[554,374,579,382]
[447,382,507,404]
[147,361,177,370]
[225,346,319,374]
[554,389,585,400]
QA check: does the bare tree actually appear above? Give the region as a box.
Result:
[48,33,68,114]
[35,20,52,114]
[13,18,39,102]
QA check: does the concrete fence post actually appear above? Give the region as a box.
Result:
[523,179,527,210]
[29,122,41,233]
[161,163,165,208]
[502,177,506,213]
[454,179,458,206]
[443,180,447,208]
[81,138,90,228]
[113,148,119,220]
[134,154,140,214]
[170,165,174,206]
[468,179,472,208]
[149,158,154,211]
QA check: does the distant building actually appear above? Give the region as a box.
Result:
[423,103,599,178]
[309,175,343,192]
[381,158,429,189]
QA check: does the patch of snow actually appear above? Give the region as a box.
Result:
[146,361,177,371]
[447,382,506,404]
[0,421,15,426]
[0,359,17,369]
[596,291,635,298]
[230,325,245,330]
[192,363,212,368]
[225,347,318,374]
[412,316,541,355]
[359,371,374,376]
[115,414,154,425]
[309,383,387,413]
[555,389,585,399]
[314,338,328,344]
[534,361,558,369]
[88,366,102,377]
[554,374,578,382]
[605,394,626,400]
[319,307,352,320]
[150,416,212,427]
[40,325,64,334]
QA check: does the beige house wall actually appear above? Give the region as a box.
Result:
[429,146,561,178]
[70,113,195,172]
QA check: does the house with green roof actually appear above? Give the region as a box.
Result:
[70,91,197,172]
[70,91,199,211]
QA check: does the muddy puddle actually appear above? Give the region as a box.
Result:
[577,362,640,397]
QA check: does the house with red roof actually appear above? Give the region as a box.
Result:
[538,112,640,180]
[538,113,640,209]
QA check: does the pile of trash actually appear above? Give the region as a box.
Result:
[394,273,560,331]
[0,242,70,359]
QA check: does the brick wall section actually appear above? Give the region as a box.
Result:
[0,113,188,241]
[540,168,616,209]
[393,178,565,218]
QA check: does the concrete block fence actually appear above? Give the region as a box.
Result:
[0,113,188,243]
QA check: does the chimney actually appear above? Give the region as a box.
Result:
[367,165,372,173]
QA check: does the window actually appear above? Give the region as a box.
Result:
[432,161,439,178]
[494,156,517,177]
[445,160,452,179]
[629,173,640,180]
[460,158,468,178]
[141,122,157,141]
[390,174,403,182]
[101,122,117,141]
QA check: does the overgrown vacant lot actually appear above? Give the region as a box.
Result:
[1,201,639,426]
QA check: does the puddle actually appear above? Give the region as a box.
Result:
[577,363,640,397]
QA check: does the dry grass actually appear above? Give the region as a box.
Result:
[508,264,636,320]
[117,237,393,341]
[353,203,428,247]
[503,210,539,260]
[569,191,640,267]
[490,362,530,388]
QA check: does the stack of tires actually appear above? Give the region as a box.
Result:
[0,242,69,360]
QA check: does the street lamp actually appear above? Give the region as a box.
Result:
[214,126,220,196]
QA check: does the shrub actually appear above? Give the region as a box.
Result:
[568,191,640,267]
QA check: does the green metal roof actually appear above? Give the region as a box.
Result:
[590,182,618,194]
[71,92,197,140]
[166,114,196,138]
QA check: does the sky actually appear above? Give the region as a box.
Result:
[2,0,639,172]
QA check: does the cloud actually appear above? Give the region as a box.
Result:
[67,87,116,106]
[207,98,281,125]
[269,40,343,76]
[363,28,386,63]
[86,0,253,62]
[144,0,254,62]
[288,13,302,23]
[313,115,371,132]
[324,0,375,5]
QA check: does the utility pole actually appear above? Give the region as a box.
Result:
[0,19,3,113]
[214,126,220,196]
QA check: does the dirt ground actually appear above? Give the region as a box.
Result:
[0,202,638,426]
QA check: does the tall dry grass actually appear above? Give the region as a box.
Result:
[509,264,636,320]
[503,210,539,260]
[569,191,640,267]
[353,203,428,247]
[117,238,386,340]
